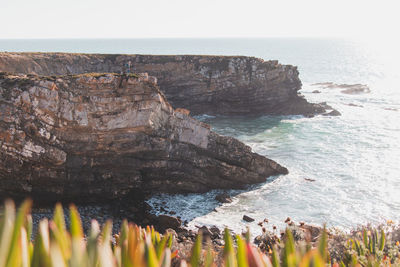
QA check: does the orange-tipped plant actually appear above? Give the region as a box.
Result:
[1,200,399,266]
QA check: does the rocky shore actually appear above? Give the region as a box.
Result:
[0,52,333,116]
[28,201,321,255]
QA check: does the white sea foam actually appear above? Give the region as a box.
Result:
[193,114,216,120]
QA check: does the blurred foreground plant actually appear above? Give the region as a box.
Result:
[1,200,400,267]
[0,199,176,267]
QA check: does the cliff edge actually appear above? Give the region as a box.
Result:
[0,72,287,203]
[0,53,328,116]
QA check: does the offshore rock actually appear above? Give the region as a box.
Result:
[215,192,232,203]
[243,215,255,222]
[323,110,341,116]
[312,82,371,95]
[0,72,287,203]
[0,52,327,116]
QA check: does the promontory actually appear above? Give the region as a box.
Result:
[0,72,287,203]
[0,52,328,116]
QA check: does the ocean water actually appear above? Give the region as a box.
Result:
[1,38,399,233]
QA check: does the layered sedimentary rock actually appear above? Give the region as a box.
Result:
[0,72,287,202]
[0,52,327,116]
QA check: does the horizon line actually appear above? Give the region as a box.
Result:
[0,36,351,40]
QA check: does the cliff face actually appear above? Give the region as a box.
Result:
[0,53,326,116]
[0,72,287,202]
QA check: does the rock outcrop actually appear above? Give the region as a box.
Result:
[312,82,370,95]
[0,72,287,203]
[0,52,327,116]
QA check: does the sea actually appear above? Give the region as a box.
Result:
[1,38,399,234]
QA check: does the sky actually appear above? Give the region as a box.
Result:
[1,0,399,39]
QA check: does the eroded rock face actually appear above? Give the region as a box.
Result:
[0,72,287,203]
[0,53,327,116]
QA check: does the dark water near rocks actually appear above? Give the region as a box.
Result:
[2,38,399,233]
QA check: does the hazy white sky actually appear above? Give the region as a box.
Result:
[1,0,398,39]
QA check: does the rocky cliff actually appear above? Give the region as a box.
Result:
[0,72,287,203]
[0,52,327,116]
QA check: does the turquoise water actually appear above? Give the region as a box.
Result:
[1,38,399,232]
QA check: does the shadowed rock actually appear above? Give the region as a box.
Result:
[0,72,288,203]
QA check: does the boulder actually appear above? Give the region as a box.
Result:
[243,215,255,222]
[154,215,182,233]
